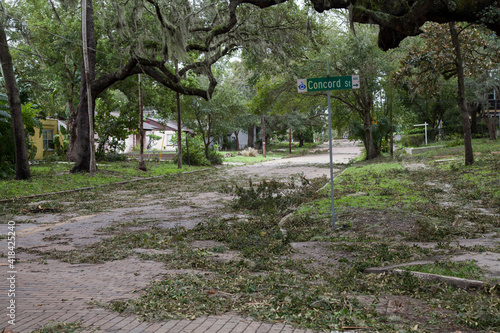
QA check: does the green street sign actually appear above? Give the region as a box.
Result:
[297,75,359,93]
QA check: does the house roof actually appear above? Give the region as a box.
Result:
[142,122,156,130]
[146,117,194,134]
[109,111,194,134]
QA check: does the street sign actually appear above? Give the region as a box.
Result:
[297,75,360,93]
[296,67,360,230]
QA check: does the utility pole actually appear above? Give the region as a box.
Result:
[390,81,394,158]
[175,60,182,169]
[138,74,147,171]
[261,110,266,158]
[82,0,96,174]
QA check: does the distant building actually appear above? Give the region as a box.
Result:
[30,119,66,159]
[123,114,193,153]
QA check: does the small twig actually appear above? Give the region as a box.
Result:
[341,327,369,330]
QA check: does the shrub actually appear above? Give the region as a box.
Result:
[240,147,259,157]
[173,133,223,166]
[206,145,223,165]
[349,117,392,154]
[174,134,210,166]
[100,153,128,162]
[400,134,425,147]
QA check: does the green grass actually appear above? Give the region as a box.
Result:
[222,142,323,164]
[402,138,500,158]
[0,160,206,200]
[404,260,483,280]
[330,163,429,209]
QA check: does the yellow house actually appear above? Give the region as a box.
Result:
[30,119,66,159]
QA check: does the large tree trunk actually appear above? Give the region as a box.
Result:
[299,138,304,147]
[72,0,96,173]
[358,83,377,160]
[203,114,212,159]
[0,20,31,180]
[449,22,474,166]
[233,130,240,151]
[247,124,254,148]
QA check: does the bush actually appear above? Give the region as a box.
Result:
[100,153,128,162]
[0,110,15,179]
[206,145,223,165]
[173,133,222,166]
[175,134,209,166]
[240,147,259,157]
[349,117,392,154]
[445,134,463,148]
[400,134,425,147]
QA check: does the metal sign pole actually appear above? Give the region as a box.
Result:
[297,67,360,229]
[327,61,335,229]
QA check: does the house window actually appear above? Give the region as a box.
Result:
[43,129,54,150]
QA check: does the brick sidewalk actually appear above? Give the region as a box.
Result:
[1,257,319,333]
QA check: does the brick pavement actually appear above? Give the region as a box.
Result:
[0,257,319,333]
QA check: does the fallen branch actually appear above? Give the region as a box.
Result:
[391,269,486,289]
[365,265,489,290]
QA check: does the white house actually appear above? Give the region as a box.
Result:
[123,116,193,153]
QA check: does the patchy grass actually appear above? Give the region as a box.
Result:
[437,157,500,211]
[31,322,83,333]
[403,260,483,280]
[0,160,205,200]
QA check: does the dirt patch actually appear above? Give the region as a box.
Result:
[356,294,476,332]
[226,164,335,180]
[341,208,418,238]
[289,241,347,266]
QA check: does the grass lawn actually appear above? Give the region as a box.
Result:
[0,160,206,200]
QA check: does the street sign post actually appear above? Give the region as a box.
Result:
[297,70,360,229]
